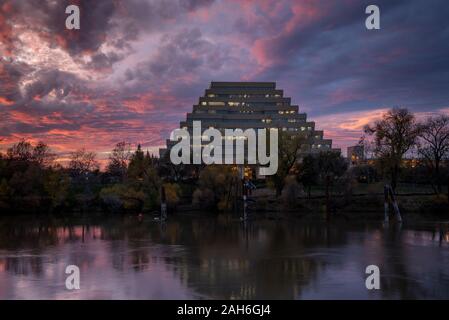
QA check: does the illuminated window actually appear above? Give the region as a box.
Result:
[209,102,225,106]
[201,101,207,106]
[288,119,296,123]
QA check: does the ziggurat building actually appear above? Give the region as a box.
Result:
[159,82,338,171]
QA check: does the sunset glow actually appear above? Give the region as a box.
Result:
[1,0,448,161]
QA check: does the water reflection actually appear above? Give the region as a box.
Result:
[0,215,448,299]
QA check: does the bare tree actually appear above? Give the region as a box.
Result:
[418,114,449,193]
[69,148,99,176]
[6,140,55,167]
[7,139,33,161]
[364,108,420,191]
[32,141,56,167]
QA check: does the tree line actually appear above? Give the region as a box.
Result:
[274,108,449,201]
[0,107,448,215]
[364,108,449,194]
[0,141,176,214]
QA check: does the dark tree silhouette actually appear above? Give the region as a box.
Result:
[364,108,420,191]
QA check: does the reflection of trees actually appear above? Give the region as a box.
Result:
[147,217,349,299]
[3,256,44,276]
[378,224,421,299]
[1,215,448,299]
[378,223,449,299]
[0,216,102,277]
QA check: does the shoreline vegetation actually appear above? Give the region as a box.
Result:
[0,108,448,221]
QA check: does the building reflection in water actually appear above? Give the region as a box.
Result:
[0,214,448,299]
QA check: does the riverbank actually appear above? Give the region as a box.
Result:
[229,192,449,222]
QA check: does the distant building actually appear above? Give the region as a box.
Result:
[347,145,364,166]
[160,82,339,175]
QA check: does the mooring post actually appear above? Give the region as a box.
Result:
[387,184,402,222]
[160,185,167,221]
[238,166,248,221]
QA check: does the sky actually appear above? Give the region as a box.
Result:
[1,0,449,163]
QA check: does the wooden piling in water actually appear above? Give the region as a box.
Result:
[384,184,402,222]
[160,185,167,221]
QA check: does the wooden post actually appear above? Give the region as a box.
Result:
[384,184,402,222]
[239,166,247,221]
[160,185,167,221]
[389,186,402,222]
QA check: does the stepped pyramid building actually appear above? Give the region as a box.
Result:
[159,82,338,174]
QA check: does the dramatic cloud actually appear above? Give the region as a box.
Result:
[0,0,448,159]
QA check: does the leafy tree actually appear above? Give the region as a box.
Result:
[418,115,449,193]
[100,145,161,211]
[315,151,348,217]
[298,154,320,198]
[107,141,131,181]
[269,131,307,196]
[100,184,145,212]
[163,183,182,208]
[364,108,420,191]
[128,144,145,180]
[193,165,238,210]
[43,168,70,211]
[317,151,348,179]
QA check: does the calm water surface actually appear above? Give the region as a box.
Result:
[0,214,448,299]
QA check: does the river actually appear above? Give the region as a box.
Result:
[0,214,448,299]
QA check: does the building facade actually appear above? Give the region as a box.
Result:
[347,145,365,166]
[159,82,338,168]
